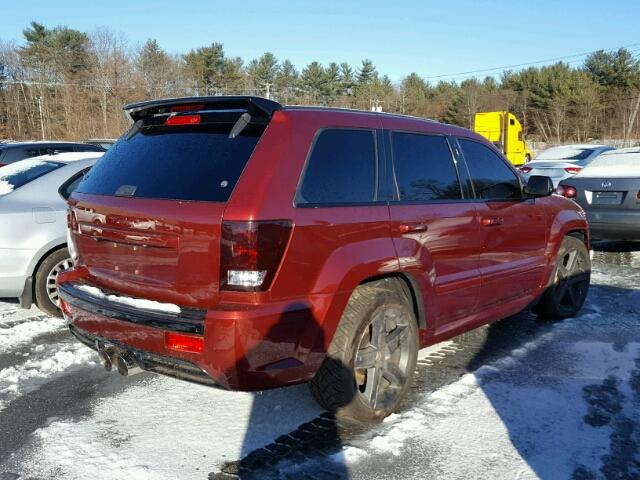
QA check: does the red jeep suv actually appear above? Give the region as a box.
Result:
[59,96,591,421]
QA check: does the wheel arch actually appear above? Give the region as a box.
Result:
[30,242,68,297]
[359,272,426,330]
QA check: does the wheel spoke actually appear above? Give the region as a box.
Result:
[366,365,384,408]
[355,346,377,369]
[386,325,408,353]
[370,311,387,351]
[382,362,406,389]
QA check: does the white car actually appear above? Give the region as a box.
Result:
[0,152,102,316]
[520,144,614,187]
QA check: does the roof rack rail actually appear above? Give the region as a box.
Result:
[124,96,282,123]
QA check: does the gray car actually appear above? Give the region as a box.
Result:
[0,152,101,316]
[557,147,640,241]
[521,144,614,187]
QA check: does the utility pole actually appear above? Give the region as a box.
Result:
[265,82,272,100]
[625,91,640,147]
[37,96,45,140]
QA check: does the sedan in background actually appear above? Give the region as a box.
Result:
[0,152,102,316]
[0,141,105,167]
[557,147,640,241]
[521,144,614,187]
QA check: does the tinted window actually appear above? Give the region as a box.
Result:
[459,139,521,200]
[0,159,64,196]
[392,133,461,201]
[60,168,91,200]
[77,124,263,202]
[296,129,376,205]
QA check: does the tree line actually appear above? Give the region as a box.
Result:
[1,21,640,144]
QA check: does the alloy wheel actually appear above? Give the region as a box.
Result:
[46,257,73,306]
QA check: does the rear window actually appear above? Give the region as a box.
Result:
[535,146,595,161]
[0,159,64,196]
[296,129,376,205]
[76,124,263,202]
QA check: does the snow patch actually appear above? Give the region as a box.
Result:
[0,316,66,351]
[76,284,181,315]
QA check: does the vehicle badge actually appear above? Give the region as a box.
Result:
[601,180,612,189]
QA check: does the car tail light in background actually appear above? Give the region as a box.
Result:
[564,166,583,174]
[165,332,204,353]
[220,220,292,291]
[0,163,6,168]
[557,185,577,198]
[637,191,640,202]
[165,114,201,126]
[520,166,532,174]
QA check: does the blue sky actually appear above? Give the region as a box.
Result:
[1,0,639,82]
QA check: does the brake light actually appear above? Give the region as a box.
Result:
[170,104,205,112]
[220,220,292,291]
[557,185,577,198]
[165,114,201,126]
[636,191,640,202]
[165,332,204,353]
[520,166,532,174]
[564,166,583,174]
[0,163,6,168]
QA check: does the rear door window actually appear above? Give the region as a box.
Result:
[391,133,461,201]
[77,124,264,202]
[296,129,376,205]
[0,159,64,196]
[458,139,521,200]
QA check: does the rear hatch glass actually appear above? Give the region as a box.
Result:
[77,123,263,201]
[71,111,268,309]
[0,159,63,196]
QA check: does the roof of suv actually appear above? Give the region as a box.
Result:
[123,95,442,126]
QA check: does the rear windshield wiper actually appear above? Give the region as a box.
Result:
[126,119,144,141]
[228,113,252,139]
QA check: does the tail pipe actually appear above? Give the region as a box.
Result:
[96,342,143,377]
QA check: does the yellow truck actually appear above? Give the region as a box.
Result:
[473,111,532,166]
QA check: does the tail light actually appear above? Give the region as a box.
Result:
[220,220,292,291]
[564,166,583,174]
[636,191,640,202]
[557,185,577,198]
[520,166,532,173]
[165,114,201,126]
[0,163,6,168]
[165,332,204,353]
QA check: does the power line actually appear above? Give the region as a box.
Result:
[423,42,640,81]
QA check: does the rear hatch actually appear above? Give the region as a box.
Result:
[568,177,640,212]
[68,97,280,309]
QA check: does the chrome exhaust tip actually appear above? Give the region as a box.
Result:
[114,351,143,377]
[97,346,115,372]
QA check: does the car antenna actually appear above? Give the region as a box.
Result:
[228,113,251,139]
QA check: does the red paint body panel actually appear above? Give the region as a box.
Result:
[61,106,589,392]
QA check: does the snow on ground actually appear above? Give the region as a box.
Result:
[0,314,65,350]
[15,376,323,480]
[0,341,95,411]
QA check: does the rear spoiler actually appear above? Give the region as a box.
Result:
[123,96,282,124]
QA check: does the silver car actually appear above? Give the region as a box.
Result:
[557,148,640,241]
[521,144,614,187]
[0,152,101,316]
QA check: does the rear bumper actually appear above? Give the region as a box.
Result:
[587,212,640,241]
[58,278,334,391]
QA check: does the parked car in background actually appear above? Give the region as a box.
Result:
[0,152,102,316]
[0,141,105,167]
[84,138,117,150]
[58,96,590,422]
[520,144,614,187]
[558,147,640,241]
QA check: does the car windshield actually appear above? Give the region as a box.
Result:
[535,146,595,161]
[0,159,64,196]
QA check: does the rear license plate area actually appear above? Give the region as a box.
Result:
[592,191,623,205]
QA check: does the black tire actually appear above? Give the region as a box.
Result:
[536,236,590,320]
[34,248,72,318]
[309,281,418,422]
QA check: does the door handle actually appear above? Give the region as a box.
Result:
[481,216,503,227]
[399,223,429,233]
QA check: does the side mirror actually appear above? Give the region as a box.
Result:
[524,175,553,197]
